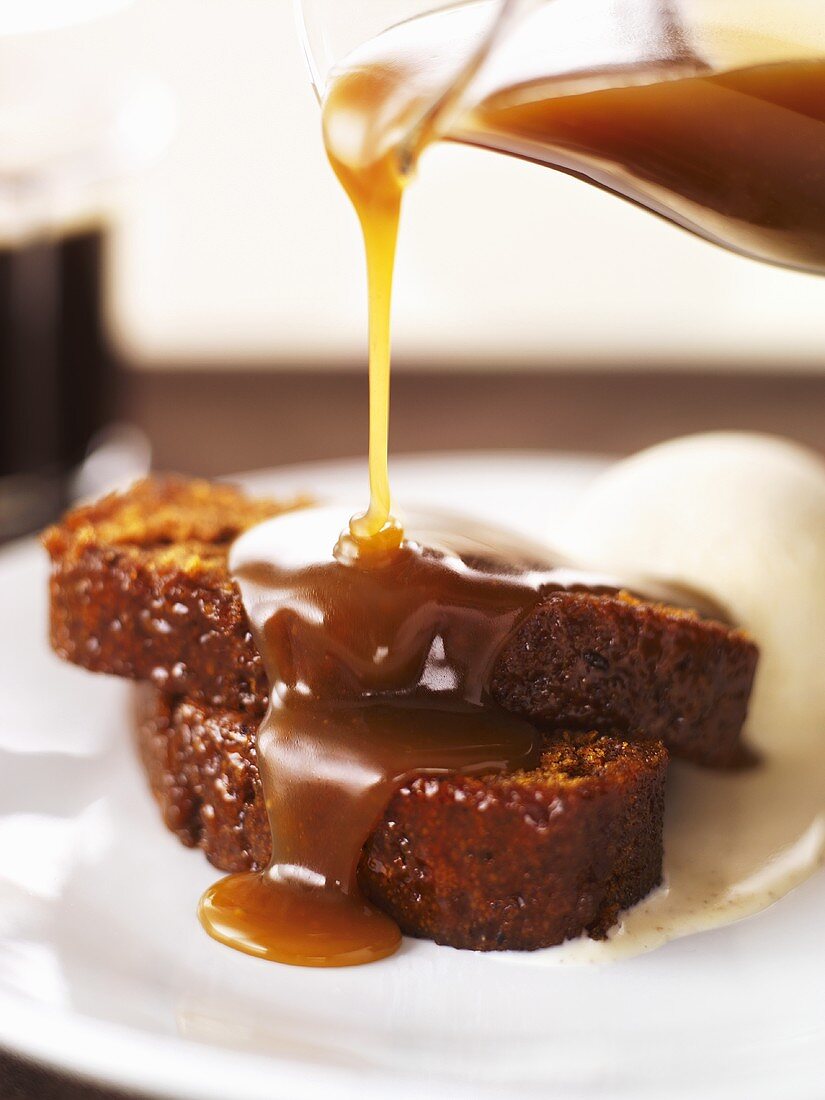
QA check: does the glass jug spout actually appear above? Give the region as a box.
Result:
[297,0,705,172]
[297,0,825,273]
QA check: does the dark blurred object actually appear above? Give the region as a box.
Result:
[0,5,173,544]
[0,1049,144,1099]
[0,226,115,540]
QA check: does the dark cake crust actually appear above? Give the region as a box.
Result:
[44,477,306,711]
[135,688,667,951]
[45,477,757,766]
[493,591,758,767]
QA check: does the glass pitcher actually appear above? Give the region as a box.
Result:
[296,0,825,273]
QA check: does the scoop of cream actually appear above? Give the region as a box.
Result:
[556,432,825,751]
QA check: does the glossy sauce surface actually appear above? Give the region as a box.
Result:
[468,59,825,272]
[200,509,557,966]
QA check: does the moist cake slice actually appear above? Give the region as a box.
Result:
[136,688,667,951]
[44,476,758,765]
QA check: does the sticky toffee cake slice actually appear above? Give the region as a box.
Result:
[45,477,758,766]
[135,688,667,951]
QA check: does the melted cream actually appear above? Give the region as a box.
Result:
[524,433,825,963]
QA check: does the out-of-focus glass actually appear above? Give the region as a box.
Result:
[0,1,172,541]
[295,0,825,272]
[296,0,825,135]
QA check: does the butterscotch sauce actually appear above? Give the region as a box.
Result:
[467,59,825,272]
[200,507,553,965]
[322,81,406,546]
[325,7,825,296]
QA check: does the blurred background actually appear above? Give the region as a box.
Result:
[1,0,824,542]
[1,5,822,1094]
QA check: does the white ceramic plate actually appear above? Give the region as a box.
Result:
[1,452,823,1100]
